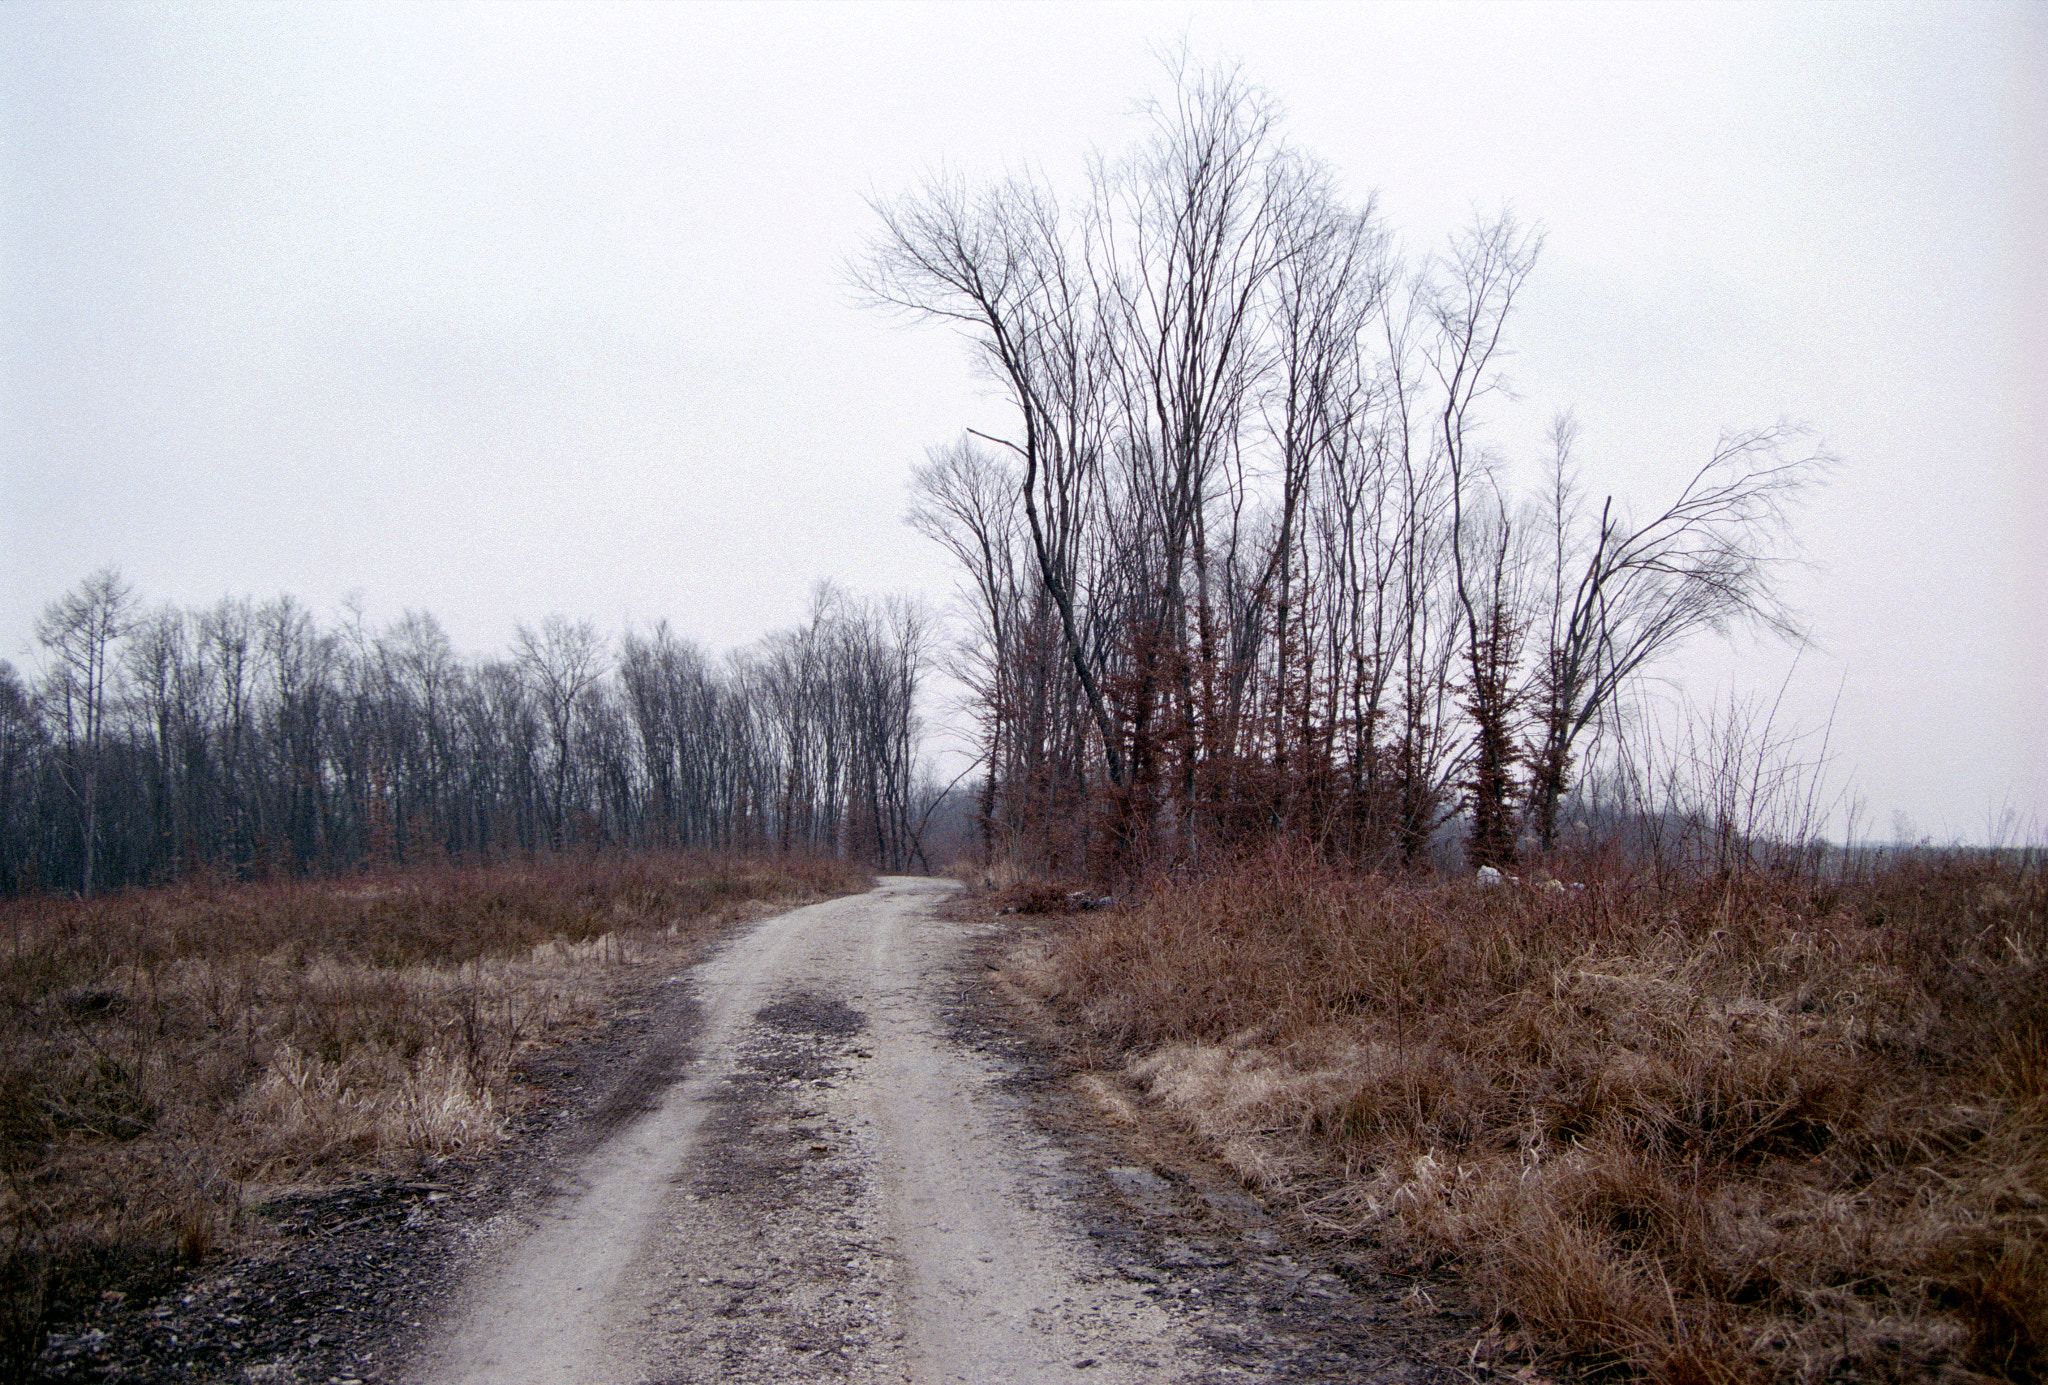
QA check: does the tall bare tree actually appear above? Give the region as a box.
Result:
[1526,422,1831,849]
[860,169,1126,794]
[515,615,607,848]
[868,60,1398,870]
[0,663,39,893]
[1427,210,1543,868]
[35,568,135,894]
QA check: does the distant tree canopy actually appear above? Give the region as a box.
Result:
[863,61,1827,879]
[1,572,933,895]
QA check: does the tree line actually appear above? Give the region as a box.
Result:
[863,60,1828,879]
[1,574,933,895]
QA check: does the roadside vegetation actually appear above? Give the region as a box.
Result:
[0,850,867,1379]
[1006,847,2045,1384]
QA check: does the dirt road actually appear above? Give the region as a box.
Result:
[33,878,1455,1384]
[405,877,1197,1384]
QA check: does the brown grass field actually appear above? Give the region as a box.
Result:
[1016,849,2046,1384]
[0,851,869,1377]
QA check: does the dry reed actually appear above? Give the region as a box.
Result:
[1020,848,2047,1384]
[0,850,867,1377]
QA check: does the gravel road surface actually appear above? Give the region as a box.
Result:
[407,876,1198,1384]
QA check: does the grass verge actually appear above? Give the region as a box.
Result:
[1013,850,2046,1384]
[0,850,868,1379]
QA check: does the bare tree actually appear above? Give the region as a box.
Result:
[1526,421,1832,850]
[259,595,337,870]
[35,568,136,894]
[910,437,1088,868]
[515,615,607,848]
[868,60,1395,870]
[1244,186,1391,827]
[1427,210,1543,869]
[860,169,1127,792]
[0,663,40,893]
[1376,282,1468,865]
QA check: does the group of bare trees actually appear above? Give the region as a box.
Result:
[867,61,1827,878]
[0,575,931,894]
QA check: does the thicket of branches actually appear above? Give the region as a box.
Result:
[866,61,1828,879]
[0,574,932,895]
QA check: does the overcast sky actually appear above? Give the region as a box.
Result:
[3,0,2042,842]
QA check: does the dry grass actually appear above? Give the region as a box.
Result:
[1018,848,2048,1384]
[0,850,867,1377]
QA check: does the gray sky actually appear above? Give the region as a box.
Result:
[3,0,2042,842]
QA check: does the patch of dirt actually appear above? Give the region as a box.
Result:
[633,990,901,1383]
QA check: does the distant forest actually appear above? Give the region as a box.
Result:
[0,571,933,895]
